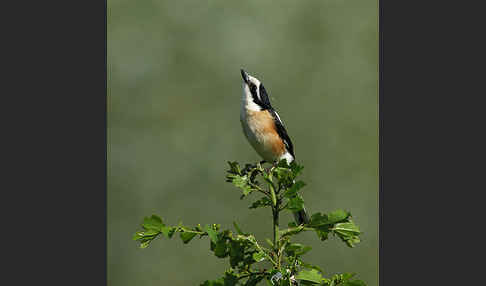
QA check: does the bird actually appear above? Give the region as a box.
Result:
[239,69,309,225]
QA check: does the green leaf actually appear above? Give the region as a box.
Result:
[277,158,292,167]
[273,163,295,186]
[284,181,306,198]
[180,232,197,244]
[143,229,160,237]
[280,225,305,237]
[295,269,323,284]
[227,161,241,175]
[229,241,245,268]
[252,251,266,262]
[249,197,272,209]
[309,210,350,227]
[132,231,145,241]
[327,210,350,224]
[298,260,324,274]
[315,229,329,241]
[289,161,304,177]
[333,222,360,235]
[213,239,228,258]
[229,174,254,197]
[285,243,312,256]
[287,195,305,211]
[330,220,362,247]
[344,236,361,247]
[142,215,163,231]
[205,224,219,244]
[139,240,151,249]
[160,225,176,238]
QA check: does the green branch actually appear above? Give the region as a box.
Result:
[133,160,367,286]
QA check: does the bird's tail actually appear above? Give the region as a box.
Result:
[293,206,309,225]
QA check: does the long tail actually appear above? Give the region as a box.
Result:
[293,206,309,225]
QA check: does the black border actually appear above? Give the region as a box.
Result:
[2,0,107,284]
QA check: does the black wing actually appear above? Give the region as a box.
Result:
[268,109,295,159]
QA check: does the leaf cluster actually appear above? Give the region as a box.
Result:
[133,160,367,285]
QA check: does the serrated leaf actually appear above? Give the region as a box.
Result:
[142,215,163,231]
[252,251,266,262]
[132,231,145,241]
[309,210,350,228]
[180,232,197,244]
[230,174,254,196]
[205,224,219,244]
[333,222,360,236]
[327,210,350,224]
[295,269,323,284]
[284,181,306,198]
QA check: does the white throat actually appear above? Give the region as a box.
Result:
[241,74,262,113]
[241,83,261,112]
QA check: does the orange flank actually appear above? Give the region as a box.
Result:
[246,110,286,157]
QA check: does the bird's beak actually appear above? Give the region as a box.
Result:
[241,69,249,84]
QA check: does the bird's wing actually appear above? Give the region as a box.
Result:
[269,109,295,159]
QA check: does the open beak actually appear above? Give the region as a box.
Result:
[241,69,249,84]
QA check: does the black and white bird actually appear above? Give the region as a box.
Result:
[239,69,309,225]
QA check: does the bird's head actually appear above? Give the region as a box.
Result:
[241,69,272,111]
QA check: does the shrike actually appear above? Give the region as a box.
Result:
[239,69,308,225]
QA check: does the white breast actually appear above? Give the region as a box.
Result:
[240,94,285,162]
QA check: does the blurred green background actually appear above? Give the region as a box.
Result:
[108,0,378,285]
